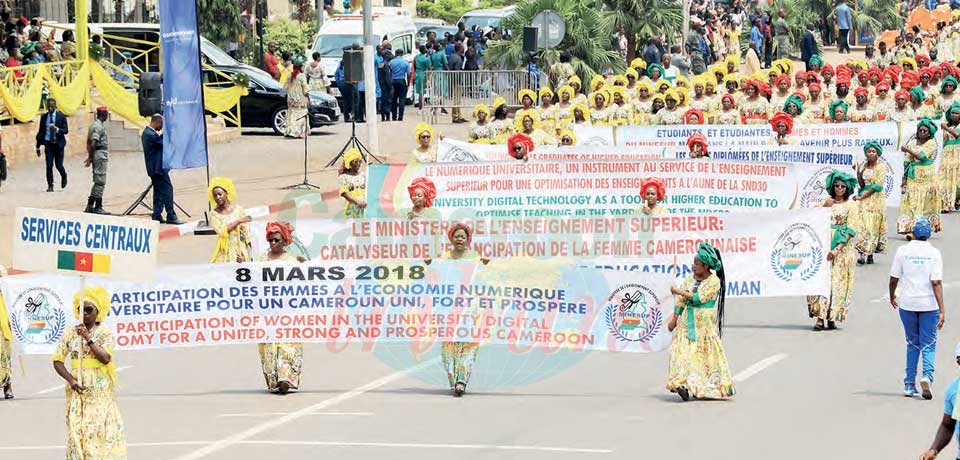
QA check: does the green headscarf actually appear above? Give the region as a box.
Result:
[945,101,960,122]
[647,63,665,79]
[292,54,306,66]
[695,242,722,272]
[784,95,804,115]
[825,170,857,199]
[859,141,885,197]
[828,99,848,121]
[910,85,927,104]
[808,54,824,68]
[917,116,938,137]
[942,75,959,94]
[862,140,883,156]
[19,41,35,56]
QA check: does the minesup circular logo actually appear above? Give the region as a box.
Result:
[769,222,825,282]
[603,283,663,343]
[10,287,67,345]
[799,166,835,208]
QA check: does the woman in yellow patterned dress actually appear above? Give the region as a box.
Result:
[940,102,960,212]
[490,98,514,142]
[589,90,612,126]
[338,148,367,219]
[609,86,633,126]
[467,104,496,144]
[283,55,309,138]
[716,94,741,124]
[739,80,771,124]
[639,177,668,214]
[436,222,489,397]
[568,76,589,106]
[537,87,560,134]
[848,87,877,122]
[854,141,888,266]
[888,89,917,122]
[768,111,797,146]
[257,221,305,394]
[0,264,12,399]
[632,81,654,125]
[412,122,438,163]
[570,103,591,127]
[666,242,734,401]
[516,112,555,145]
[899,118,942,236]
[807,171,860,331]
[688,77,712,122]
[911,86,938,119]
[52,285,126,459]
[209,177,252,263]
[657,90,684,125]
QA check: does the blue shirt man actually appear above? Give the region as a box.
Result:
[389,55,410,80]
[835,1,852,30]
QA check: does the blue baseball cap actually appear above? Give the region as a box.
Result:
[914,217,932,239]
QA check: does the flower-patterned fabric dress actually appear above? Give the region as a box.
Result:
[210,206,251,263]
[284,73,310,138]
[847,105,877,122]
[490,118,514,143]
[633,99,653,125]
[440,249,482,388]
[656,107,683,125]
[666,273,735,399]
[941,125,960,211]
[256,252,304,391]
[739,97,771,124]
[807,199,860,322]
[639,204,668,215]
[717,108,742,124]
[52,326,126,459]
[898,139,942,233]
[888,107,917,122]
[338,171,366,219]
[856,162,888,256]
[539,105,560,133]
[467,122,496,143]
[411,147,437,164]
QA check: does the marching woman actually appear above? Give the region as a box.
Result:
[0,264,11,399]
[412,123,438,163]
[209,177,252,263]
[899,118,942,237]
[940,102,960,212]
[807,171,861,331]
[666,242,734,401]
[406,177,439,220]
[768,111,797,145]
[854,141,888,265]
[827,99,850,123]
[687,133,709,159]
[639,177,668,215]
[52,286,127,458]
[889,89,917,122]
[339,148,366,219]
[467,104,496,144]
[435,222,489,397]
[490,98,514,143]
[257,222,305,394]
[508,133,535,162]
[716,94,741,125]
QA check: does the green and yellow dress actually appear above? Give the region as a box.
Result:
[941,125,960,212]
[666,273,735,399]
[898,138,941,234]
[439,249,482,389]
[52,326,126,459]
[856,162,888,256]
[256,252,304,392]
[338,171,366,219]
[807,199,860,322]
[210,206,252,263]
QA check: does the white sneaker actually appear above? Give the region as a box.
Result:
[904,384,918,397]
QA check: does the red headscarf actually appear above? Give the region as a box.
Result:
[774,74,790,88]
[447,222,473,246]
[920,68,933,79]
[407,177,437,208]
[792,91,807,103]
[805,71,821,84]
[883,67,900,85]
[687,133,709,155]
[887,64,903,77]
[917,54,930,67]
[820,64,834,76]
[721,93,736,107]
[759,82,772,96]
[836,65,852,78]
[854,87,869,98]
[895,88,910,101]
[265,221,294,246]
[507,132,535,159]
[856,70,869,82]
[682,108,705,124]
[835,75,852,86]
[874,82,890,95]
[901,70,920,88]
[868,67,882,80]
[769,111,793,135]
[640,177,666,202]
[807,82,822,94]
[744,79,762,92]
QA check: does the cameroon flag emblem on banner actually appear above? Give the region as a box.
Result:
[57,250,111,274]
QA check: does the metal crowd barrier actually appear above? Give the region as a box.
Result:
[419,70,534,124]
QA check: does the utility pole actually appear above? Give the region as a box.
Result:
[362,4,379,155]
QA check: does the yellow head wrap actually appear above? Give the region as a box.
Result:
[557,85,574,101]
[208,177,237,208]
[612,75,628,86]
[674,87,688,105]
[568,75,582,88]
[630,58,647,69]
[636,80,654,94]
[474,103,491,119]
[774,58,793,76]
[343,148,363,168]
[518,89,537,104]
[664,88,680,103]
[590,75,606,91]
[538,86,554,99]
[900,57,917,68]
[571,103,590,119]
[73,285,111,323]
[652,93,666,104]
[493,96,507,110]
[625,68,639,80]
[608,85,626,101]
[711,64,727,77]
[414,122,435,144]
[657,80,672,93]
[513,110,541,131]
[723,74,740,86]
[590,90,608,108]
[675,76,690,89]
[559,129,576,145]
[724,55,739,72]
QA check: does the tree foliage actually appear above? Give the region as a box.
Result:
[264,18,318,57]
[601,0,682,60]
[417,0,511,25]
[485,0,623,85]
[197,0,244,49]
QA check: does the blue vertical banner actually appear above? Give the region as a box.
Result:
[159,0,208,169]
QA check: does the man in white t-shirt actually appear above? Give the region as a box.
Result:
[890,217,945,400]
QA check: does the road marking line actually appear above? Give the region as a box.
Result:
[733,353,788,382]
[170,360,437,460]
[30,366,133,396]
[217,411,374,418]
[0,440,611,454]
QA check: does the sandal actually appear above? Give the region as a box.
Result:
[3,384,12,400]
[814,320,825,331]
[857,257,866,266]
[827,321,837,330]
[277,381,290,395]
[453,382,466,397]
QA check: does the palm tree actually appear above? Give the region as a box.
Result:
[601,0,681,61]
[797,0,901,43]
[485,0,624,86]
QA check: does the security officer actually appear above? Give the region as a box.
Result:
[85,107,110,214]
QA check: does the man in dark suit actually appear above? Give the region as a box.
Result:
[800,23,818,71]
[141,114,181,224]
[35,98,68,192]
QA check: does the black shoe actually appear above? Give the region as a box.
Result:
[61,176,67,189]
[46,185,54,192]
[91,197,111,215]
[677,386,690,401]
[827,320,837,330]
[164,218,184,225]
[84,196,96,213]
[867,255,874,264]
[277,381,291,395]
[453,382,466,397]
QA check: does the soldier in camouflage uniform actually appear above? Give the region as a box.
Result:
[85,107,110,214]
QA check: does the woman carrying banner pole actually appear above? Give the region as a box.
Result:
[257,221,305,394]
[666,242,733,401]
[52,285,127,458]
[208,177,252,263]
[898,118,941,238]
[807,170,860,331]
[854,141,888,265]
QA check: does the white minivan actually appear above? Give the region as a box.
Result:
[311,13,417,99]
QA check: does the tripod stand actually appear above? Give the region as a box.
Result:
[326,85,384,167]
[283,113,323,190]
[121,183,192,218]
